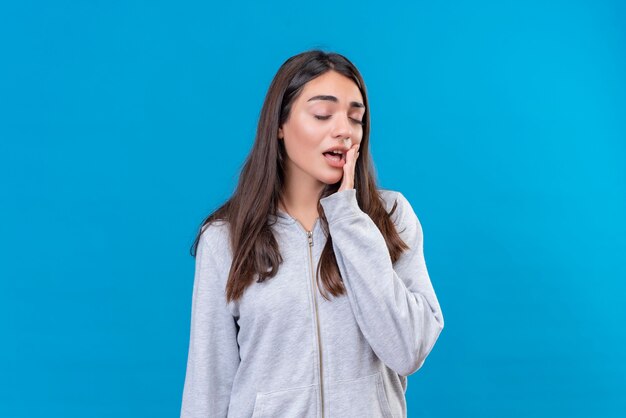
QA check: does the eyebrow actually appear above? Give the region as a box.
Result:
[307,95,365,109]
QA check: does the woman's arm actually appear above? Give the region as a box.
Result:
[319,189,445,377]
[181,227,240,417]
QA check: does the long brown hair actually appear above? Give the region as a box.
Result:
[190,49,409,303]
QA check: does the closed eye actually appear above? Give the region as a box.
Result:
[314,115,364,126]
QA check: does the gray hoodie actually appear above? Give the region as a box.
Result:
[180,188,445,418]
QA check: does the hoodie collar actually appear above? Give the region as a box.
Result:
[268,208,296,225]
[270,209,322,236]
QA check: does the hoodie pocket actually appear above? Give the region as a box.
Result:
[328,371,394,417]
[251,383,318,418]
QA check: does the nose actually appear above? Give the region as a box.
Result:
[332,114,353,145]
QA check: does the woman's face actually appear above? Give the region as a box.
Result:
[278,70,365,186]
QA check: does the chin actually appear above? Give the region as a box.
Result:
[316,172,343,185]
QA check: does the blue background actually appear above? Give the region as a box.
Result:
[1,1,625,417]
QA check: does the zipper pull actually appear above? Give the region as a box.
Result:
[307,231,314,247]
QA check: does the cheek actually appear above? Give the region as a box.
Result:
[295,113,323,141]
[284,115,323,158]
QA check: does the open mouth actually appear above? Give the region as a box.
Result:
[322,151,345,162]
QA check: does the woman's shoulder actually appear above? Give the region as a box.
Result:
[376,188,422,230]
[377,187,402,201]
[377,188,412,214]
[197,219,232,255]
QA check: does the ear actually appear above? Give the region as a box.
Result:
[278,127,284,139]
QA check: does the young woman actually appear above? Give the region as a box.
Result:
[180,50,445,418]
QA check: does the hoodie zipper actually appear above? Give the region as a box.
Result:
[306,229,325,418]
[287,217,324,418]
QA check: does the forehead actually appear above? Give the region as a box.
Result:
[299,71,363,104]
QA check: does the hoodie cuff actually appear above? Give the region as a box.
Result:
[319,189,362,224]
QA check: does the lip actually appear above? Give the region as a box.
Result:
[323,145,349,154]
[323,151,346,168]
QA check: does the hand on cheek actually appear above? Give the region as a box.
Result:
[338,143,360,192]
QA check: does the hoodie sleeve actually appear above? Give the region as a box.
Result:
[181,227,240,417]
[319,189,444,377]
